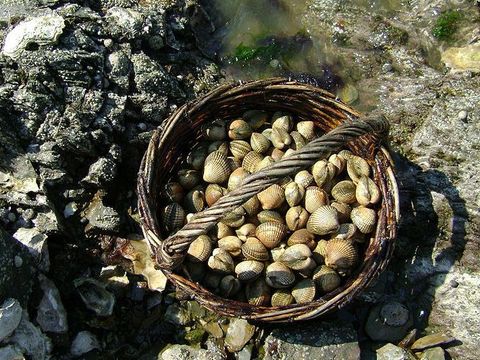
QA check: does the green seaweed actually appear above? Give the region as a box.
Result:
[232,42,281,62]
[432,10,462,40]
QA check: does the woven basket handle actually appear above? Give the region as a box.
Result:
[155,115,390,270]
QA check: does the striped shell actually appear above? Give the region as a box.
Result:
[270,148,285,161]
[271,127,292,149]
[328,153,346,173]
[255,221,288,249]
[338,149,353,161]
[255,156,275,172]
[278,244,312,271]
[205,184,226,207]
[313,265,341,293]
[266,262,296,288]
[270,244,287,262]
[219,275,241,298]
[242,151,264,172]
[312,239,328,264]
[203,151,232,184]
[356,176,381,206]
[296,121,316,140]
[227,167,249,191]
[184,188,205,213]
[208,141,229,155]
[331,201,352,223]
[271,289,295,306]
[285,206,309,231]
[306,205,340,235]
[312,160,336,188]
[203,119,227,141]
[296,257,317,278]
[229,140,251,160]
[272,114,293,132]
[258,184,285,210]
[242,237,269,261]
[161,203,185,233]
[331,223,358,241]
[221,207,246,228]
[246,278,271,305]
[285,182,305,207]
[243,195,261,216]
[207,248,235,274]
[294,170,314,188]
[346,155,370,183]
[287,229,316,249]
[228,119,252,140]
[214,222,234,239]
[243,110,268,130]
[325,239,358,270]
[235,260,264,281]
[291,279,316,304]
[262,128,273,141]
[161,182,184,203]
[304,186,329,213]
[290,131,307,150]
[350,206,377,234]
[218,236,243,257]
[250,132,271,154]
[177,169,200,190]
[235,223,257,241]
[187,235,212,263]
[257,210,284,224]
[331,180,357,204]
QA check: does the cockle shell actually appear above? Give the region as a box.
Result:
[331,223,358,241]
[272,113,294,131]
[250,132,271,154]
[184,188,205,212]
[294,170,314,188]
[296,121,316,140]
[235,260,264,281]
[312,239,328,264]
[203,272,223,289]
[207,248,235,274]
[271,127,292,149]
[271,289,295,306]
[246,278,271,305]
[306,205,340,235]
[161,182,184,203]
[287,229,316,249]
[312,265,341,293]
[203,119,227,140]
[266,262,296,288]
[255,221,288,249]
[331,201,352,223]
[278,244,312,271]
[228,119,252,140]
[229,156,242,171]
[283,149,296,158]
[177,169,200,190]
[243,110,268,130]
[230,140,252,160]
[243,195,261,216]
[187,235,212,262]
[338,149,353,161]
[235,223,256,241]
[219,275,241,298]
[255,156,275,172]
[262,128,273,141]
[296,257,317,278]
[346,155,370,183]
[290,131,307,150]
[184,261,206,282]
[270,148,285,161]
[258,184,285,210]
[203,150,232,184]
[304,186,329,213]
[257,210,284,224]
[270,244,287,262]
[214,222,234,239]
[350,206,377,234]
[356,176,381,206]
[328,153,346,173]
[208,141,229,155]
[331,180,357,204]
[291,279,316,304]
[242,151,264,172]
[218,236,243,257]
[242,237,269,261]
[186,146,208,170]
[228,167,249,191]
[324,239,358,271]
[205,184,227,207]
[312,160,336,188]
[221,207,246,228]
[285,182,305,207]
[285,206,309,231]
[161,203,185,233]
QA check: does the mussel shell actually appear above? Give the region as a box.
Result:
[177,169,200,190]
[355,175,381,206]
[346,155,370,183]
[350,206,377,234]
[306,205,340,235]
[296,121,316,141]
[255,221,288,249]
[291,279,316,304]
[250,132,271,154]
[235,223,257,241]
[257,210,284,224]
[285,206,309,231]
[235,260,264,281]
[258,184,285,210]
[242,237,269,261]
[312,265,341,293]
[246,278,271,305]
[242,151,264,172]
[187,235,213,262]
[294,170,314,188]
[287,229,316,249]
[203,151,232,184]
[324,239,358,271]
[228,167,249,191]
[230,140,252,160]
[207,248,235,274]
[266,262,296,288]
[161,182,184,203]
[161,203,186,233]
[331,180,357,204]
[285,182,305,207]
[271,289,295,306]
[218,236,243,257]
[304,186,329,213]
[205,184,227,207]
[228,119,252,140]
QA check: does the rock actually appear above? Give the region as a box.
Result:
[2,12,65,59]
[237,345,253,360]
[71,331,100,357]
[264,321,360,360]
[164,303,191,326]
[159,344,224,360]
[365,302,413,342]
[203,321,224,339]
[0,155,39,194]
[36,274,68,333]
[457,110,468,122]
[83,192,121,233]
[74,278,115,317]
[12,227,49,271]
[418,347,446,360]
[225,318,255,353]
[441,44,480,73]
[411,334,456,351]
[63,202,78,218]
[0,299,22,341]
[10,312,52,360]
[376,343,411,360]
[105,7,147,41]
[0,345,24,360]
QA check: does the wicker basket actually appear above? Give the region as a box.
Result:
[137,78,399,322]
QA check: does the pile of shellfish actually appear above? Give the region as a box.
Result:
[160,111,381,306]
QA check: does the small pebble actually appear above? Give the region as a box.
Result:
[103,39,113,48]
[7,212,17,222]
[382,62,393,73]
[450,279,459,288]
[64,202,78,218]
[14,256,23,268]
[137,122,147,131]
[457,110,468,122]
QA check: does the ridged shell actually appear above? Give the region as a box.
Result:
[296,121,316,140]
[255,156,275,172]
[285,206,309,231]
[243,110,268,130]
[258,184,285,210]
[356,176,381,206]
[306,205,340,235]
[219,275,241,298]
[205,184,227,207]
[235,223,256,241]
[186,146,208,170]
[266,262,296,288]
[246,278,271,305]
[184,188,205,212]
[227,167,249,191]
[287,229,316,249]
[228,119,252,140]
[221,207,246,228]
[203,272,223,289]
[257,210,284,224]
[161,203,185,233]
[161,182,184,203]
[331,223,358,241]
[290,131,307,150]
[242,151,264,172]
[311,160,336,188]
[338,149,353,161]
[284,149,296,158]
[243,195,261,216]
[203,151,232,184]
[235,260,264,281]
[255,221,288,249]
[218,236,243,257]
[271,289,295,306]
[272,113,294,132]
[208,141,229,155]
[270,244,287,262]
[291,279,316,304]
[325,239,358,270]
[262,128,273,141]
[270,148,285,161]
[242,237,269,261]
[207,248,235,274]
[177,169,200,190]
[312,239,328,264]
[278,244,312,271]
[250,132,271,154]
[304,186,329,213]
[214,222,234,239]
[203,119,227,140]
[350,206,377,234]
[187,235,212,262]
[328,154,346,173]
[230,140,251,160]
[296,257,317,278]
[331,201,352,223]
[312,265,341,293]
[271,127,292,149]
[331,180,357,204]
[285,182,305,207]
[346,155,370,183]
[294,170,314,188]
[229,156,242,171]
